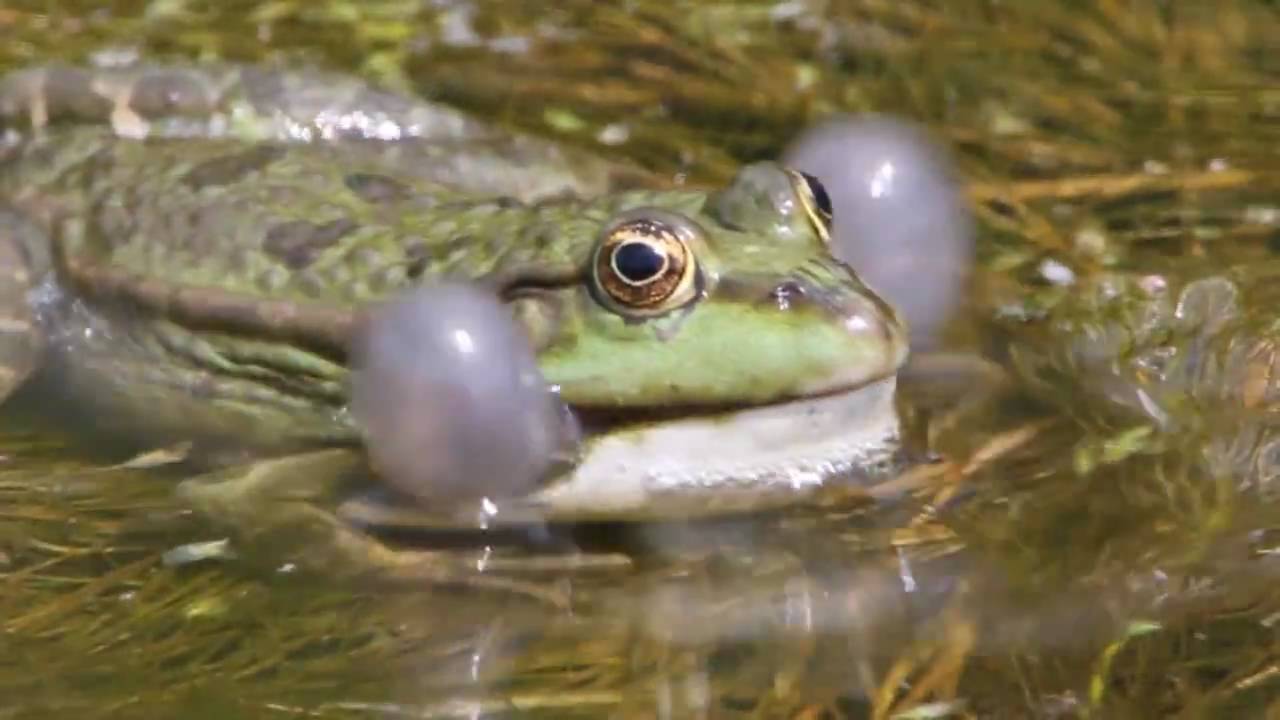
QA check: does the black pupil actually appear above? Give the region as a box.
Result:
[613,241,666,283]
[799,171,834,222]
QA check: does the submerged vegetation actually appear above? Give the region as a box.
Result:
[1,1,1280,717]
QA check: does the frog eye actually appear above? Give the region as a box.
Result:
[787,169,833,244]
[593,214,699,315]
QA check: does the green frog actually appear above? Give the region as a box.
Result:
[0,63,909,575]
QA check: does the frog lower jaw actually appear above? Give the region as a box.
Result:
[521,376,901,522]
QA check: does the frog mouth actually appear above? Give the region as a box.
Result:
[336,376,902,533]
[523,375,903,522]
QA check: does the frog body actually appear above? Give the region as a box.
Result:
[0,63,909,563]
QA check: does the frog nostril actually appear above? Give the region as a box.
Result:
[770,280,807,310]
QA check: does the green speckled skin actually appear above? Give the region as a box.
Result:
[0,63,909,543]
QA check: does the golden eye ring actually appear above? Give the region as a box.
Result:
[593,214,698,315]
[786,168,834,244]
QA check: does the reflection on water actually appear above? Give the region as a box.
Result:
[2,0,1280,717]
[5,414,1278,718]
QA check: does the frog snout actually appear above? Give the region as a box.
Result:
[771,266,911,373]
[836,286,909,371]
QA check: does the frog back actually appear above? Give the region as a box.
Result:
[4,127,612,308]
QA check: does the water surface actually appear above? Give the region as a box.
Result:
[2,2,1280,717]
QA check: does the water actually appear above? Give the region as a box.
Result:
[2,1,1280,717]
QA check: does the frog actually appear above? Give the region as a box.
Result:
[0,62,912,578]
